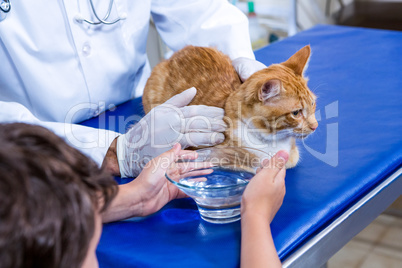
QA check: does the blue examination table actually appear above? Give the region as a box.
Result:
[81,25,402,267]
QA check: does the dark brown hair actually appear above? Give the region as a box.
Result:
[0,123,118,268]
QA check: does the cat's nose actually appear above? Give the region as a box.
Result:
[309,122,318,131]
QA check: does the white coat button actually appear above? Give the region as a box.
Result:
[82,42,91,56]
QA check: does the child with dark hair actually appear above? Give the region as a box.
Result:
[0,123,118,268]
[0,123,197,267]
[0,123,288,268]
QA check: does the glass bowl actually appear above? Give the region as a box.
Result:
[165,147,271,224]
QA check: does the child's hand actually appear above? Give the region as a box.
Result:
[241,151,289,223]
[130,143,197,217]
[102,143,199,222]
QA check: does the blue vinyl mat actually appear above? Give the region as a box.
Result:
[81,25,402,267]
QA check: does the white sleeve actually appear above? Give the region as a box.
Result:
[0,101,119,166]
[151,0,254,60]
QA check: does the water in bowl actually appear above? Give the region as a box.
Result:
[179,167,254,188]
[180,167,255,224]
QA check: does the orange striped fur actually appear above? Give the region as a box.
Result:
[142,45,318,168]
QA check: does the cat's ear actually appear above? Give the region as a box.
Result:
[259,79,281,102]
[281,45,311,76]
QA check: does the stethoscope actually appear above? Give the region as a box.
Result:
[74,0,126,25]
[0,0,125,25]
[0,0,10,13]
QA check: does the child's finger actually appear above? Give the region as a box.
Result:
[178,150,198,160]
[181,168,214,179]
[176,161,215,173]
[145,143,181,170]
[274,168,286,184]
[258,150,289,180]
[264,151,288,169]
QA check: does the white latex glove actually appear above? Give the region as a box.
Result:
[232,57,267,82]
[116,87,226,177]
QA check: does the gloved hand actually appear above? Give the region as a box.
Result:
[232,57,267,82]
[116,87,226,177]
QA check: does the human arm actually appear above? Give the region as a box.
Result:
[0,101,119,167]
[101,143,194,222]
[240,151,289,268]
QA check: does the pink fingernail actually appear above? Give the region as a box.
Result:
[276,150,289,163]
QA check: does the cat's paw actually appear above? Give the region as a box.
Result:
[285,145,299,169]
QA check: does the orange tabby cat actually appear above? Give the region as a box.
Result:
[142,45,318,168]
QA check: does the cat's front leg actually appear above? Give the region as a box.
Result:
[285,139,299,169]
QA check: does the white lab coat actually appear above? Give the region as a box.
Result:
[0,0,254,166]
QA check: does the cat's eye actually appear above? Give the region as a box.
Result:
[292,110,300,116]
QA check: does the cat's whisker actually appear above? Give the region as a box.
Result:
[311,83,327,93]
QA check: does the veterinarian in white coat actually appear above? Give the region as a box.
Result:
[0,0,266,177]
